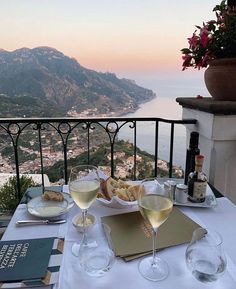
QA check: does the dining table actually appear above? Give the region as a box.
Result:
[2,182,236,289]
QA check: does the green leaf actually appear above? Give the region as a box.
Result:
[181,48,191,54]
[0,175,38,211]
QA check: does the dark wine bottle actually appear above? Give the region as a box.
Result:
[188,154,207,203]
[184,132,200,185]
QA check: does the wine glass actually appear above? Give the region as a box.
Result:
[185,228,227,283]
[69,165,100,256]
[138,178,173,281]
[79,223,115,277]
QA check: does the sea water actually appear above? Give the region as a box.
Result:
[118,96,187,169]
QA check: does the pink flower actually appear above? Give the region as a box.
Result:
[181,0,236,70]
[182,54,192,70]
[200,26,210,48]
[188,32,198,48]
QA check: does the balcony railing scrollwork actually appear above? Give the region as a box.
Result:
[0,117,197,200]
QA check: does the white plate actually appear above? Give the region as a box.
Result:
[27,193,74,218]
[174,184,217,208]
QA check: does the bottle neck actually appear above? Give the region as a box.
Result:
[195,164,202,172]
[189,133,199,148]
[189,145,199,149]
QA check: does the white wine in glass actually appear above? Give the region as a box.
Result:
[69,165,100,256]
[138,178,173,281]
[70,179,99,210]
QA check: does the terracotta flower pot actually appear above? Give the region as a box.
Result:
[204,58,236,101]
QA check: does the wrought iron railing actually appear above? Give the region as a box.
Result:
[0,117,197,199]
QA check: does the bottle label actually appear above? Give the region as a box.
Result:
[193,181,207,200]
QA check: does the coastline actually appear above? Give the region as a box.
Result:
[114,95,157,117]
[117,96,186,169]
[67,95,186,169]
[103,95,158,117]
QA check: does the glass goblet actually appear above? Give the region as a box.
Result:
[69,165,100,256]
[186,228,227,283]
[79,223,115,277]
[138,178,173,281]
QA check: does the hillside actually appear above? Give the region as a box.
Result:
[43,140,182,183]
[0,47,156,117]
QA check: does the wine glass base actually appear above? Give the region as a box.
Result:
[138,256,169,281]
[71,242,81,257]
[71,239,98,257]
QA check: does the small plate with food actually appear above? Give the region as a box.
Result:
[27,190,74,218]
[97,177,144,208]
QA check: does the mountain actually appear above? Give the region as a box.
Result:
[0,47,156,117]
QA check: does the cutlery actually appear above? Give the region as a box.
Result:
[16,219,66,226]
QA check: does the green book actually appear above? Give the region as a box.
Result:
[0,237,55,282]
[101,207,200,261]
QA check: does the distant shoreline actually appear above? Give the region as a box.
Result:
[115,95,157,117]
[117,96,186,169]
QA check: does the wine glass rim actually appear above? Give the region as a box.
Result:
[193,227,223,246]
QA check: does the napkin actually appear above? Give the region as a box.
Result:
[101,207,200,261]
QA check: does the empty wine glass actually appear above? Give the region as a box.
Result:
[79,223,115,277]
[186,228,227,283]
[138,178,173,281]
[69,165,100,256]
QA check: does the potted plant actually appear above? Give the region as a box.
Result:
[181,0,236,100]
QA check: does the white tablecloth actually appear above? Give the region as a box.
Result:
[2,187,236,289]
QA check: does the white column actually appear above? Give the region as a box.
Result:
[183,107,236,203]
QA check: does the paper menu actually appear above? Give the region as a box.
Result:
[101,207,200,261]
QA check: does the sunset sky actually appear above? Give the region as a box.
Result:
[0,0,220,96]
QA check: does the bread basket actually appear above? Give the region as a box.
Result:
[96,177,143,208]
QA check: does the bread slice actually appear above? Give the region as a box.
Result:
[115,188,130,201]
[100,177,119,200]
[117,179,130,189]
[127,184,144,201]
[99,177,143,202]
[42,190,64,202]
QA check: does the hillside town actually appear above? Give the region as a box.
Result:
[0,124,184,186]
[0,93,185,187]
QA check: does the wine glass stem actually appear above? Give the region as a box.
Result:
[152,229,158,266]
[82,209,88,244]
